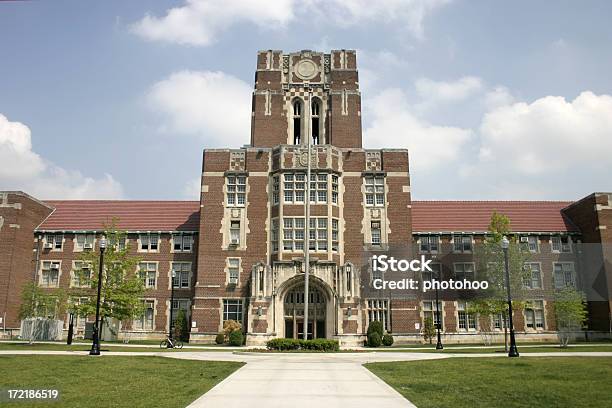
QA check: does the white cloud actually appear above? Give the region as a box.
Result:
[0,114,123,199]
[363,88,473,170]
[131,0,295,46]
[131,0,451,46]
[415,76,483,104]
[484,85,514,109]
[479,91,612,175]
[147,70,252,147]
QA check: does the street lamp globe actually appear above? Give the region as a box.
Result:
[501,236,509,249]
[99,237,107,249]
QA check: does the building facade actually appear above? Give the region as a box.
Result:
[1,50,611,345]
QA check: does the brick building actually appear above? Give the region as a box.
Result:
[1,50,611,345]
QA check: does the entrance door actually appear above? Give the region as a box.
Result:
[283,285,326,339]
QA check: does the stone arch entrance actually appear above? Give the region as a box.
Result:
[283,284,327,339]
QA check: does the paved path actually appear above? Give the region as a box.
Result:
[3,350,612,407]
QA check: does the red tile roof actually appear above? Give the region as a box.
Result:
[411,201,577,233]
[36,200,578,234]
[38,201,200,232]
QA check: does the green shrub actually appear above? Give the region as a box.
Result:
[215,332,225,345]
[266,338,339,352]
[228,330,243,346]
[382,333,394,346]
[367,321,384,338]
[173,309,189,342]
[368,332,382,347]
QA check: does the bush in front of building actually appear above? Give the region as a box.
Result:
[223,320,242,342]
[228,330,244,346]
[215,332,225,345]
[367,332,382,347]
[266,338,339,352]
[366,321,384,346]
[382,333,394,346]
[173,309,189,342]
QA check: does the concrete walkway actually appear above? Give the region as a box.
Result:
[185,353,421,408]
[3,350,612,407]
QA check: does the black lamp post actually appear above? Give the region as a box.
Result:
[89,237,106,356]
[167,270,176,348]
[501,236,519,357]
[434,269,443,350]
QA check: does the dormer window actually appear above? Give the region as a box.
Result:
[293,100,302,145]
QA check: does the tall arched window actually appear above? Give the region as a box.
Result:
[293,100,302,145]
[311,98,321,145]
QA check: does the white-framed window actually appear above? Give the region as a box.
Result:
[422,300,443,328]
[493,313,508,330]
[44,234,63,250]
[171,299,191,323]
[310,173,327,203]
[171,262,191,288]
[272,176,280,205]
[551,235,571,253]
[271,218,279,253]
[554,262,575,289]
[525,300,545,329]
[40,261,60,288]
[364,176,384,207]
[422,262,441,282]
[71,261,92,288]
[332,219,339,252]
[520,236,539,252]
[227,175,246,207]
[139,234,159,252]
[223,299,243,322]
[283,217,304,251]
[454,263,475,280]
[420,235,439,253]
[453,234,473,252]
[283,173,305,203]
[138,262,157,289]
[331,175,339,204]
[523,263,542,289]
[371,221,381,246]
[74,234,95,251]
[457,301,477,331]
[134,300,155,331]
[173,234,193,252]
[229,221,241,245]
[309,217,328,251]
[367,299,389,332]
[228,258,240,285]
[110,235,127,251]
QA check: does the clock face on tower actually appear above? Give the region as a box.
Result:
[295,59,318,80]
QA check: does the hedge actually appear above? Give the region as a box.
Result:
[368,332,382,347]
[228,330,244,346]
[266,338,339,352]
[382,333,394,346]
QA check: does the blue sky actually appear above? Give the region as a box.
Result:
[1,0,611,200]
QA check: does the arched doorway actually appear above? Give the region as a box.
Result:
[283,284,326,339]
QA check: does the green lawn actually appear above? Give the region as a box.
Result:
[0,355,243,408]
[0,342,239,353]
[378,344,612,353]
[366,357,612,408]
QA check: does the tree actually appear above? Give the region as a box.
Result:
[19,283,67,343]
[19,283,67,320]
[422,317,436,345]
[554,287,588,347]
[71,223,145,331]
[472,212,531,350]
[173,309,189,342]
